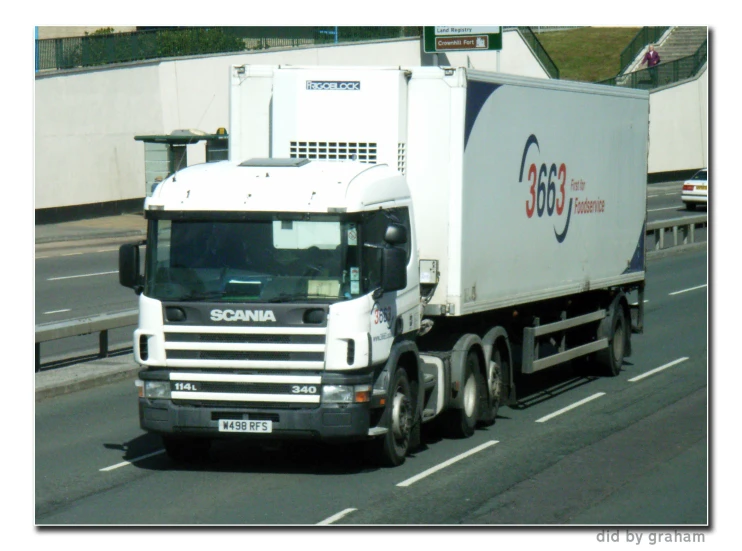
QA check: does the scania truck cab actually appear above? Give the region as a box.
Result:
[120,157,426,466]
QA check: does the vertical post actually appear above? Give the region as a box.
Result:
[496,50,501,73]
[99,330,109,359]
[433,53,439,67]
[36,342,41,372]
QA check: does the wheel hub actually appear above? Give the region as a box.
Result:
[463,374,477,417]
[392,392,411,440]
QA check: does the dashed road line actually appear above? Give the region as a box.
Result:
[43,309,71,315]
[396,440,498,488]
[535,393,606,423]
[647,206,682,212]
[628,357,689,383]
[48,270,118,281]
[317,508,358,525]
[669,284,707,296]
[99,449,166,472]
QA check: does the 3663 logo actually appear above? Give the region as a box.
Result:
[519,134,573,243]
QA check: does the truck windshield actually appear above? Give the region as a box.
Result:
[145,217,363,303]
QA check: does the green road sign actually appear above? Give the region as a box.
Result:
[423,26,502,53]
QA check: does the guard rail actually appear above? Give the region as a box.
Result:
[34,214,706,371]
[35,310,138,372]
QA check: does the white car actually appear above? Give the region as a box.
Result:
[682,168,707,210]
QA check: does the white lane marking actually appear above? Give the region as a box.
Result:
[535,393,606,423]
[396,440,499,488]
[43,309,71,315]
[317,508,358,525]
[96,248,117,253]
[647,206,682,212]
[99,449,166,472]
[669,284,707,296]
[648,194,658,198]
[628,357,689,383]
[61,252,84,257]
[48,270,118,281]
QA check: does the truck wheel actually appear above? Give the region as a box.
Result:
[597,306,627,377]
[480,346,506,427]
[162,436,211,463]
[444,351,483,438]
[368,368,413,467]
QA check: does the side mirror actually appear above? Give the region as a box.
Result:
[381,246,407,293]
[384,224,407,246]
[119,243,143,293]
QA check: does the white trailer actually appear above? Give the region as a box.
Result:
[121,65,649,466]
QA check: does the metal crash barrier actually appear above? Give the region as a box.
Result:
[35,310,138,372]
[34,214,706,371]
[646,214,707,254]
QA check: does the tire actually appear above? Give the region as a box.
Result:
[367,368,413,467]
[479,346,506,427]
[596,305,627,377]
[444,351,484,438]
[162,436,212,463]
[685,202,697,211]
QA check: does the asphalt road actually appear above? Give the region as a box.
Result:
[34,181,705,367]
[35,248,708,525]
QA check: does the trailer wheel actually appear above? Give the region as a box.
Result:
[480,346,506,426]
[444,351,483,438]
[162,436,211,463]
[597,305,627,377]
[368,368,413,467]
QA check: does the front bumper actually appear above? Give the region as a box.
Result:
[140,398,373,441]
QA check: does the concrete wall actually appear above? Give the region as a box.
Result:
[648,66,708,173]
[37,27,137,40]
[35,30,549,211]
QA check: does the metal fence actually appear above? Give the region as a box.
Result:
[512,26,560,80]
[35,26,561,76]
[598,40,707,90]
[619,26,670,75]
[35,26,424,72]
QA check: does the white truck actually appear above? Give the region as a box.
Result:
[120,65,649,466]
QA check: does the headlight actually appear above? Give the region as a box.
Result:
[322,385,354,403]
[143,380,171,399]
[322,384,371,404]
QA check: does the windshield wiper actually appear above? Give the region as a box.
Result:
[267,293,340,303]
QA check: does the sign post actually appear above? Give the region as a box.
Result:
[423,26,502,54]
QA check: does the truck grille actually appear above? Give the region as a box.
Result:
[168,351,324,362]
[163,327,326,370]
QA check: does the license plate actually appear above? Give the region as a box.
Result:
[696,185,707,191]
[218,419,272,433]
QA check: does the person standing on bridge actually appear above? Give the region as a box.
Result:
[641,44,661,87]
